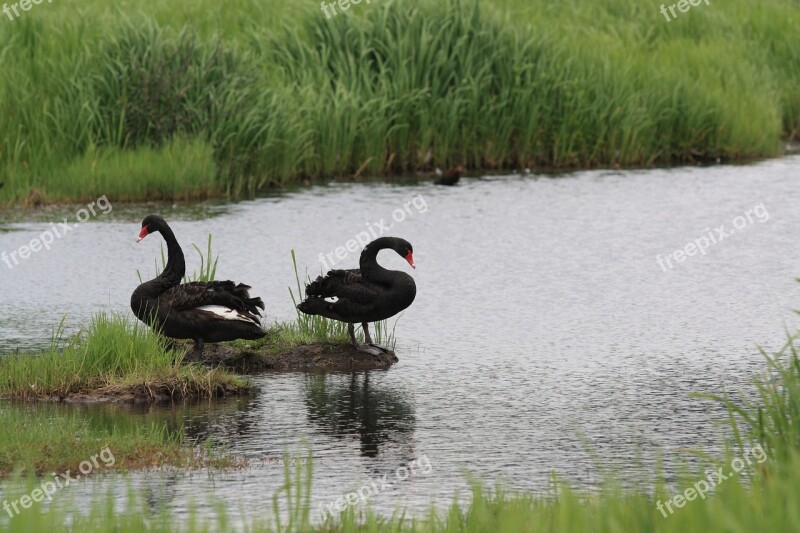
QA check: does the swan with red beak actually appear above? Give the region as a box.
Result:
[131,215,266,361]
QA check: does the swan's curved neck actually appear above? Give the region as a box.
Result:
[159,224,185,285]
[359,240,393,279]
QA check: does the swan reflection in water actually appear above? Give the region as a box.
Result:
[303,371,416,458]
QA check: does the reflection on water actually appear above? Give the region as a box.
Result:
[2,157,800,525]
[0,372,426,528]
[303,372,415,458]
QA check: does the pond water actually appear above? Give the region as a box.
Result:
[1,156,799,526]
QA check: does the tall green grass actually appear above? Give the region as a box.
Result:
[0,0,798,204]
[701,336,800,467]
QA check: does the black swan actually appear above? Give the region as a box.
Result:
[130,215,266,361]
[297,237,416,354]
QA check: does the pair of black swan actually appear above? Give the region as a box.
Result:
[131,215,416,360]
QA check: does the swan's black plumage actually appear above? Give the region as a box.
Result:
[297,237,416,352]
[130,215,266,361]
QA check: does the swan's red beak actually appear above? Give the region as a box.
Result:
[405,251,415,269]
[136,226,149,243]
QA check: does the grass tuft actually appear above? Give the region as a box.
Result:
[0,312,250,401]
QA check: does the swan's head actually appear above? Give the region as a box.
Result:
[392,238,415,269]
[363,236,415,269]
[137,215,167,242]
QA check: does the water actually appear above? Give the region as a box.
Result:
[1,157,800,525]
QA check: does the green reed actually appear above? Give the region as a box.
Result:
[0,0,798,205]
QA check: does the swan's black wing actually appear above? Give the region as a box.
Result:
[304,269,382,304]
[161,281,265,318]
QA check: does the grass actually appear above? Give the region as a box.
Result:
[0,403,237,476]
[700,336,800,467]
[225,249,398,358]
[0,0,798,204]
[288,249,351,345]
[137,233,219,285]
[211,251,401,372]
[50,137,219,204]
[0,313,250,401]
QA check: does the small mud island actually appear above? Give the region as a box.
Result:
[203,340,398,373]
[64,339,399,403]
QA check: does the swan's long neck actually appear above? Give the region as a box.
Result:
[158,224,185,286]
[132,224,184,305]
[359,239,394,281]
[131,221,185,325]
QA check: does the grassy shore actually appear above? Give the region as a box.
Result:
[0,313,251,402]
[0,0,798,205]
[1,337,799,531]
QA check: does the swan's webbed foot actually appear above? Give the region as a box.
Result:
[363,343,393,354]
[361,323,392,355]
[355,323,392,356]
[357,344,387,357]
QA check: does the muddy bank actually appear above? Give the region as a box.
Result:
[202,342,398,373]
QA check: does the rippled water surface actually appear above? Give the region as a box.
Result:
[2,157,800,525]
